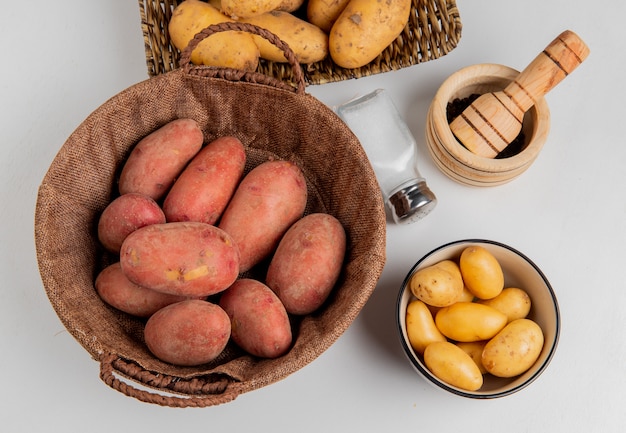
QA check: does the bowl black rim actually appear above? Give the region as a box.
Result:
[395,238,561,399]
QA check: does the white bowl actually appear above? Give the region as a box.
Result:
[396,239,560,398]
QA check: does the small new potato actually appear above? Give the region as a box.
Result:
[459,245,504,299]
[426,283,474,317]
[435,302,507,342]
[95,262,197,318]
[458,285,476,303]
[97,193,165,253]
[239,11,329,63]
[424,341,483,391]
[163,136,246,225]
[118,118,203,201]
[266,213,346,315]
[433,259,464,289]
[168,0,260,70]
[329,0,411,68]
[456,341,488,375]
[144,300,231,366]
[219,279,292,358]
[120,222,240,297]
[478,287,531,323]
[482,318,544,378]
[218,160,307,272]
[409,261,463,308]
[405,300,446,354]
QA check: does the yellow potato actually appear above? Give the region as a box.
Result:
[459,285,476,302]
[482,319,544,378]
[212,0,305,13]
[409,262,463,308]
[277,0,306,12]
[456,341,488,375]
[459,245,504,299]
[478,287,531,323]
[168,0,260,71]
[221,0,284,18]
[307,0,351,33]
[424,341,483,391]
[433,260,463,282]
[405,300,447,354]
[426,284,473,317]
[329,0,411,68]
[435,302,507,342]
[239,11,329,63]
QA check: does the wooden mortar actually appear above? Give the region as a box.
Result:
[426,64,551,187]
[450,30,589,158]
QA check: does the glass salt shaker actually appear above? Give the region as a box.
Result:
[336,89,437,224]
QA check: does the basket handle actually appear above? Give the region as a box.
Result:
[99,352,242,408]
[179,21,306,95]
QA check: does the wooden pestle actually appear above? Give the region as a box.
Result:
[450,30,590,158]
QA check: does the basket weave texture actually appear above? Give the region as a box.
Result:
[139,0,463,84]
[35,24,386,407]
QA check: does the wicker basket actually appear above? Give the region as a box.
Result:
[139,0,463,84]
[35,23,386,407]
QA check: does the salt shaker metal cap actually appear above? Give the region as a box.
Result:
[336,89,436,224]
[388,180,437,224]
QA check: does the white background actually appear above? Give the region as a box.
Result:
[2,0,624,431]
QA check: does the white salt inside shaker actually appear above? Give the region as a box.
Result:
[336,89,436,224]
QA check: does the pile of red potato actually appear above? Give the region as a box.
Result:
[94,118,346,366]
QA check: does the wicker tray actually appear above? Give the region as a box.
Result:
[139,0,463,85]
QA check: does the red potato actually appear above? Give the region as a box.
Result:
[120,222,239,297]
[219,278,292,358]
[144,299,231,366]
[118,118,204,201]
[266,213,346,315]
[97,192,166,253]
[218,160,307,272]
[95,262,198,318]
[163,136,246,225]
